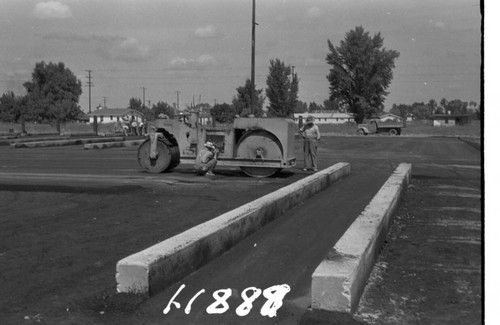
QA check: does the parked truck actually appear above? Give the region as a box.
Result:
[357,118,405,136]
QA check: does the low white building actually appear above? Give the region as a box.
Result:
[87,108,145,124]
[293,112,354,124]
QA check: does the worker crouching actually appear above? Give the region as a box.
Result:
[194,141,218,176]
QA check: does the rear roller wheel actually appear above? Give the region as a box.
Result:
[137,137,180,173]
[236,130,283,178]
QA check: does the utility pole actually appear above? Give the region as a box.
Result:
[250,0,256,115]
[175,91,181,113]
[140,87,146,110]
[85,70,94,113]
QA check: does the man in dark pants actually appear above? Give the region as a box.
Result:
[194,141,218,176]
[299,116,321,172]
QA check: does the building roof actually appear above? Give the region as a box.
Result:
[378,113,402,120]
[87,108,144,117]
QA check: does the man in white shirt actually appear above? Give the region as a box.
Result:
[298,116,320,172]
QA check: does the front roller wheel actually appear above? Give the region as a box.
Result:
[235,129,283,178]
[137,138,180,173]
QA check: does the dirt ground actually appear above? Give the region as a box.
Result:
[0,171,301,324]
[0,136,482,324]
[354,163,482,325]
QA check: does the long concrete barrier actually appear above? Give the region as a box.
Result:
[83,139,145,149]
[116,162,351,296]
[10,137,125,148]
[311,163,412,314]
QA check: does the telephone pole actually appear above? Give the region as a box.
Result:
[140,87,146,110]
[85,70,94,113]
[250,0,256,115]
[175,90,181,113]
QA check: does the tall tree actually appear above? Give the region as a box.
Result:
[23,61,83,132]
[326,26,399,123]
[265,59,298,117]
[232,79,265,117]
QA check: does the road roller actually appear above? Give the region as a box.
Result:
[137,116,297,177]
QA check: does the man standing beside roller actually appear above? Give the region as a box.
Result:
[299,116,320,172]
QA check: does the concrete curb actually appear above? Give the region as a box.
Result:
[116,162,351,296]
[83,139,145,149]
[311,163,412,314]
[10,137,126,148]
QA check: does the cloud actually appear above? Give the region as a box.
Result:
[33,1,72,19]
[429,19,446,29]
[194,25,219,38]
[434,21,446,28]
[169,55,219,70]
[306,6,322,19]
[106,38,157,62]
[37,32,158,62]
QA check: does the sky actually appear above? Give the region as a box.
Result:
[0,0,482,112]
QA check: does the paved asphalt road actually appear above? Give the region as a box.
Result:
[0,136,481,325]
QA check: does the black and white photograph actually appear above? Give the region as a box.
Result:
[0,0,485,324]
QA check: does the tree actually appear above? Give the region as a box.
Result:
[0,91,19,122]
[23,61,83,132]
[390,103,411,120]
[265,59,298,117]
[326,26,399,123]
[308,102,323,112]
[211,103,235,124]
[129,97,155,120]
[446,99,468,115]
[129,97,143,111]
[428,99,438,114]
[152,101,175,119]
[232,79,265,117]
[293,100,308,114]
[411,102,432,120]
[323,99,341,111]
[439,98,448,114]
